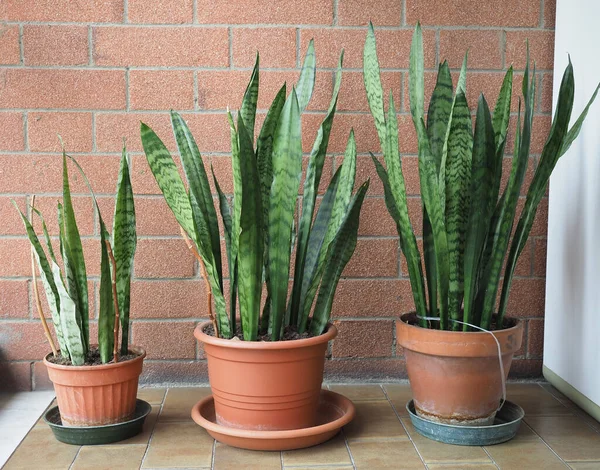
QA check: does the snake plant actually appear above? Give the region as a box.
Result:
[141,44,368,341]
[14,147,137,365]
[365,23,599,331]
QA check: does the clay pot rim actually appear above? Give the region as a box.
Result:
[398,312,522,336]
[43,345,146,371]
[195,321,337,350]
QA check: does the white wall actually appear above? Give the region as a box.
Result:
[545,0,600,409]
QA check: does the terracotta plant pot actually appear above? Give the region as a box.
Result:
[397,313,523,426]
[44,346,146,427]
[194,322,337,431]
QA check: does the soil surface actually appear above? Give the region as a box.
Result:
[403,312,517,331]
[204,322,325,341]
[47,347,140,366]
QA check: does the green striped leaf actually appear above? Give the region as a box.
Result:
[31,207,57,263]
[240,56,259,145]
[60,153,88,352]
[363,22,387,151]
[409,22,425,127]
[141,123,196,241]
[296,39,316,112]
[236,114,264,340]
[492,67,514,151]
[291,51,344,327]
[463,95,497,328]
[267,88,302,340]
[559,82,600,158]
[112,147,136,355]
[14,204,67,354]
[52,261,85,365]
[444,91,473,323]
[310,181,369,336]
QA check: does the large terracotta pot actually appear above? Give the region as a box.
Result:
[194,322,337,431]
[397,313,523,426]
[44,346,146,427]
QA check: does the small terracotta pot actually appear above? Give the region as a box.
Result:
[195,322,337,431]
[44,346,146,427]
[397,313,523,426]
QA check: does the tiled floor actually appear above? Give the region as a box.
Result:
[4,383,600,469]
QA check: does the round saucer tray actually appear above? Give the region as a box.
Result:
[406,400,525,446]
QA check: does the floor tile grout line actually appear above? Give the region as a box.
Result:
[380,384,429,469]
[67,445,83,470]
[537,382,600,434]
[140,390,168,469]
[519,419,572,467]
[210,438,217,470]
[481,447,501,469]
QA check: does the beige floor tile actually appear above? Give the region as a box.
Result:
[283,467,353,470]
[113,406,160,446]
[213,442,281,470]
[283,434,351,466]
[484,435,569,469]
[427,465,498,470]
[137,388,167,405]
[329,384,386,401]
[383,383,413,416]
[3,427,80,469]
[507,383,572,416]
[401,419,491,464]
[567,462,600,469]
[72,444,147,470]
[142,421,213,468]
[526,415,600,461]
[159,387,212,422]
[349,440,425,469]
[343,400,407,440]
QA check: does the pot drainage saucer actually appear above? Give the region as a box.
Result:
[191,390,355,451]
[44,399,152,445]
[406,399,525,446]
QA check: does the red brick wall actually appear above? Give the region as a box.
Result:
[0,0,555,390]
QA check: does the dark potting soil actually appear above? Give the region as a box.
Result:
[204,323,323,341]
[403,312,517,331]
[47,347,140,366]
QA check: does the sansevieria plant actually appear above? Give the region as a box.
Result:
[14,148,137,365]
[141,44,368,341]
[364,23,599,331]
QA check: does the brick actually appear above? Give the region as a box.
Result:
[516,196,548,237]
[129,70,195,111]
[514,240,533,277]
[300,28,436,69]
[135,239,196,278]
[232,28,296,68]
[132,321,196,359]
[332,279,415,317]
[32,195,95,236]
[0,25,20,65]
[505,278,545,317]
[0,239,31,277]
[0,197,26,236]
[0,69,125,110]
[196,0,332,24]
[337,71,401,112]
[509,358,543,378]
[540,73,554,113]
[32,360,52,390]
[332,320,394,358]
[325,358,407,381]
[439,30,502,69]
[533,238,547,277]
[506,115,552,155]
[96,113,172,153]
[499,157,536,196]
[406,0,540,27]
[338,0,401,26]
[128,0,193,24]
[130,280,208,319]
[344,238,398,277]
[0,280,29,319]
[1,0,123,22]
[0,113,24,151]
[506,31,555,71]
[544,0,556,28]
[325,113,383,154]
[23,25,88,66]
[358,198,397,236]
[0,322,53,360]
[101,196,180,236]
[140,360,208,385]
[28,112,93,152]
[527,318,544,358]
[0,362,32,391]
[93,27,229,67]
